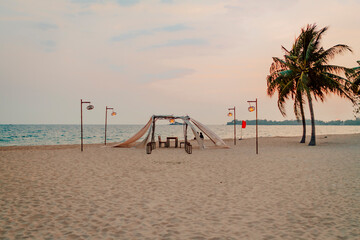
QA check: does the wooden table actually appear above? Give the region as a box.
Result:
[166,137,178,148]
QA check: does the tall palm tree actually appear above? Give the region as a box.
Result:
[346,60,360,94]
[346,61,360,118]
[267,45,307,143]
[295,24,353,145]
[268,24,354,146]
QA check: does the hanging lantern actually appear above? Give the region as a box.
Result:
[111,112,117,116]
[248,106,255,112]
[169,118,175,123]
[87,105,94,110]
[227,112,233,117]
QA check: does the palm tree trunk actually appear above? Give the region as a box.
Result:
[300,101,306,143]
[308,97,316,146]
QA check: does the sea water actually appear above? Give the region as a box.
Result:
[1,124,360,147]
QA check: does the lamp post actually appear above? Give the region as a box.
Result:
[228,106,236,145]
[105,106,116,145]
[81,99,94,152]
[247,99,258,154]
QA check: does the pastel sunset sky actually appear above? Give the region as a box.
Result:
[1,0,359,124]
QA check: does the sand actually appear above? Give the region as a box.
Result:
[0,134,359,239]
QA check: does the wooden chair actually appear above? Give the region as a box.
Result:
[185,142,192,154]
[158,136,167,148]
[146,142,152,154]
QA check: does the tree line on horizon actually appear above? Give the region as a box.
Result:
[240,119,360,126]
[267,24,360,146]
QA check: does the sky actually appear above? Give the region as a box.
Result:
[0,0,359,124]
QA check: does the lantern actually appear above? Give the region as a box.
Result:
[169,118,175,123]
[87,105,94,110]
[227,112,233,117]
[111,112,117,116]
[248,106,255,112]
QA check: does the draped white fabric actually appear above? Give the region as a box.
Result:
[191,118,228,148]
[113,115,228,149]
[183,118,204,149]
[113,117,152,148]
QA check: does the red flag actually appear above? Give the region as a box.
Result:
[242,120,246,128]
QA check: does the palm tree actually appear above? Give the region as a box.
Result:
[295,24,353,145]
[346,61,360,118]
[346,60,360,94]
[268,24,354,146]
[267,45,307,143]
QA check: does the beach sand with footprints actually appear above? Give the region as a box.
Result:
[1,134,359,239]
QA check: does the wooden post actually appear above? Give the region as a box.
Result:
[80,99,91,152]
[81,99,83,152]
[247,99,258,154]
[256,99,258,154]
[228,107,236,145]
[104,106,114,145]
[240,125,242,140]
[105,106,108,145]
[151,117,156,143]
[234,106,236,145]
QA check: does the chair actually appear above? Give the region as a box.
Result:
[146,142,152,154]
[158,136,167,148]
[185,142,192,154]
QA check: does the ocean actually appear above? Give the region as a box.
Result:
[0,125,360,146]
[1,124,360,147]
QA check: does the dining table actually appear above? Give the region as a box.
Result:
[166,137,178,148]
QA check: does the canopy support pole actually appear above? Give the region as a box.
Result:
[184,123,188,143]
[151,117,156,143]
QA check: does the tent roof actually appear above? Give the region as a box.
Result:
[113,115,229,149]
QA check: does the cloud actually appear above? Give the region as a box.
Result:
[160,0,174,3]
[147,38,207,49]
[41,40,56,52]
[109,64,124,72]
[111,29,152,41]
[71,0,140,6]
[140,68,195,83]
[154,24,189,32]
[111,24,189,42]
[78,11,95,16]
[116,0,140,6]
[35,22,58,31]
[71,0,100,3]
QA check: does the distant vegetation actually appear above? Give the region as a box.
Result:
[243,119,360,126]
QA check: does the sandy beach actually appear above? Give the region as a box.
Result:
[0,134,359,239]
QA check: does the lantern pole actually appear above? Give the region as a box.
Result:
[256,99,258,154]
[247,99,258,154]
[228,107,236,145]
[240,121,243,140]
[105,106,116,145]
[81,99,92,152]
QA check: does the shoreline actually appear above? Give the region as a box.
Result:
[1,133,359,151]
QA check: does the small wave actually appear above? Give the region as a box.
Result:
[21,135,38,138]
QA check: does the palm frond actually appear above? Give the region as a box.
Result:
[320,44,352,61]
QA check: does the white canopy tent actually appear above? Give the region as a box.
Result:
[113,115,229,149]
